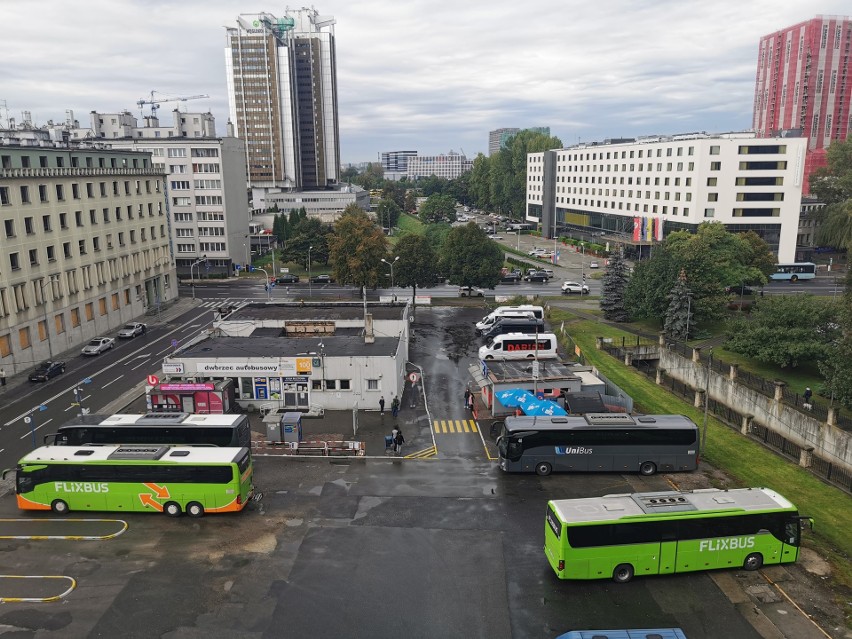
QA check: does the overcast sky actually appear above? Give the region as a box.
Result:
[1,1,848,163]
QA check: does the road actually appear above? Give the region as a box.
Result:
[0,303,217,471]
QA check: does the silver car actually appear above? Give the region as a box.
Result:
[117,322,147,338]
[82,336,115,355]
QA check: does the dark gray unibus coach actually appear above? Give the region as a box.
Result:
[496,413,699,476]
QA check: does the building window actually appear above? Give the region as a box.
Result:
[85,302,94,321]
[98,298,107,316]
[339,379,351,390]
[367,379,379,391]
[0,334,10,358]
[325,380,337,390]
[20,185,30,203]
[19,326,31,350]
[4,219,14,237]
[708,193,718,202]
[0,186,9,206]
[24,217,34,234]
[111,293,120,310]
[707,177,717,186]
[704,208,715,218]
[9,252,20,271]
[70,307,80,328]
[38,185,49,202]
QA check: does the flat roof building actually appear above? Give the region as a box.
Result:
[161,302,410,412]
[406,152,473,181]
[526,132,807,261]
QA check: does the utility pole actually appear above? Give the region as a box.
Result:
[701,349,712,453]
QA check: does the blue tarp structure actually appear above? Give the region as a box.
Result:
[495,388,567,416]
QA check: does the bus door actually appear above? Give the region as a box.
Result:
[658,531,677,575]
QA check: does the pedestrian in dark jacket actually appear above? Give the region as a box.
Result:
[379,396,385,414]
[391,396,400,418]
[393,428,405,454]
[464,388,471,409]
[803,387,813,410]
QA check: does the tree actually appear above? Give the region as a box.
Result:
[381,182,406,209]
[287,216,331,266]
[327,207,388,291]
[468,153,492,211]
[600,249,631,322]
[440,224,504,289]
[424,222,452,253]
[663,269,694,341]
[419,194,457,224]
[817,285,852,407]
[811,137,852,252]
[403,190,417,213]
[393,234,439,300]
[340,166,359,183]
[625,222,774,326]
[375,199,402,231]
[488,130,563,217]
[725,295,841,368]
[418,175,450,197]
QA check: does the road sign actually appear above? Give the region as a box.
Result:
[147,374,159,386]
[532,361,540,379]
[408,372,420,383]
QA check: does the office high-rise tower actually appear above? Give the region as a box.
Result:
[225,9,340,202]
[753,15,851,191]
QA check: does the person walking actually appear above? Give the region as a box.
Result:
[0,368,6,386]
[463,388,471,410]
[391,395,400,418]
[803,387,813,410]
[379,396,385,414]
[392,427,405,455]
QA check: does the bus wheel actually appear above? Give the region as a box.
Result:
[743,552,763,571]
[164,501,182,517]
[612,564,634,583]
[186,502,205,518]
[639,461,657,476]
[535,462,552,476]
[790,275,798,282]
[51,499,69,514]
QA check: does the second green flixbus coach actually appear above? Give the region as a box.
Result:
[544,487,812,583]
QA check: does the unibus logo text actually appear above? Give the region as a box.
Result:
[54,482,110,493]
[555,446,593,455]
[699,536,756,552]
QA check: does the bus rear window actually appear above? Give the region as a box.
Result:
[237,450,251,475]
[546,505,562,538]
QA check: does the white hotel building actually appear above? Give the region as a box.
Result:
[526,132,807,261]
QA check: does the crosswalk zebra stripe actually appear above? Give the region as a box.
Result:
[432,419,479,434]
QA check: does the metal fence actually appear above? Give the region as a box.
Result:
[622,353,852,494]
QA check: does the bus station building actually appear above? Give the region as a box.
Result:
[160,302,410,413]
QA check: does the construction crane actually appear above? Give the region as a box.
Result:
[136,91,210,117]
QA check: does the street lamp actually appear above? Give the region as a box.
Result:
[308,246,313,298]
[72,377,93,417]
[381,256,399,296]
[190,255,207,300]
[38,275,61,361]
[24,404,48,448]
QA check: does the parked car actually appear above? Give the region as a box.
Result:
[561,281,590,295]
[528,247,545,256]
[459,286,486,297]
[524,271,550,283]
[275,273,300,284]
[725,284,756,295]
[309,274,332,284]
[500,271,521,283]
[82,336,115,356]
[589,261,600,269]
[29,360,66,382]
[541,268,554,278]
[487,234,502,240]
[117,322,147,338]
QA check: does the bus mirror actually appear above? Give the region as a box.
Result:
[0,468,12,481]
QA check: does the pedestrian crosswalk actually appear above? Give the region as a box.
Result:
[197,298,251,309]
[433,419,479,434]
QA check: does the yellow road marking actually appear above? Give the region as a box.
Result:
[0,575,77,603]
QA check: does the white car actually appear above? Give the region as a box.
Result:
[561,281,590,295]
[528,248,545,256]
[589,261,600,269]
[459,286,486,297]
[82,336,115,355]
[117,322,147,338]
[487,234,502,240]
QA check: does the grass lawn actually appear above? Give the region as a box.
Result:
[397,214,424,235]
[549,308,852,589]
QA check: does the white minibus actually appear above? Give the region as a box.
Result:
[478,333,558,361]
[475,305,544,332]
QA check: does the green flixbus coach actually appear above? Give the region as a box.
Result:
[544,487,812,583]
[2,444,254,518]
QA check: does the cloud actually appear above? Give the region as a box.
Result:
[0,0,848,162]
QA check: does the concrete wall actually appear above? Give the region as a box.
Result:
[658,347,851,472]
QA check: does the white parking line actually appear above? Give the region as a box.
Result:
[101,375,124,389]
[130,359,150,371]
[19,418,52,439]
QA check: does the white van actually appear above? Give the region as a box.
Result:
[478,333,558,361]
[475,305,544,332]
[476,311,535,334]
